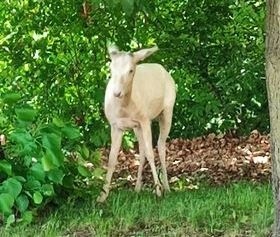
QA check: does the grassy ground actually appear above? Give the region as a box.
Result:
[0,182,273,237]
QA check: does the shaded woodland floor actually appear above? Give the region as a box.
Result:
[100,130,270,187]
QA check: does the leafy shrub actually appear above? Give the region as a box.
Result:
[0,94,103,225]
[0,0,267,145]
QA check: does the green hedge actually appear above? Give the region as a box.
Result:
[0,0,266,144]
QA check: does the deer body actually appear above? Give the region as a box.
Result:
[105,63,174,127]
[97,46,176,202]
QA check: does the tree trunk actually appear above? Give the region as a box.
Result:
[266,1,280,236]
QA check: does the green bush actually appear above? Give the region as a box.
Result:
[0,93,103,225]
[0,0,266,144]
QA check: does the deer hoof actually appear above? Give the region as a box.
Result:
[155,184,162,197]
[135,182,142,193]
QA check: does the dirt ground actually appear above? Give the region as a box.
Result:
[101,130,271,186]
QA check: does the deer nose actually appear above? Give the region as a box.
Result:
[114,91,121,98]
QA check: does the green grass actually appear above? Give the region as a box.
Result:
[0,182,273,237]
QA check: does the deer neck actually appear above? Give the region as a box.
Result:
[119,81,133,107]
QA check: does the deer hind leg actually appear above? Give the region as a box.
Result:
[158,107,173,192]
[134,127,146,192]
[97,126,122,202]
[141,121,162,197]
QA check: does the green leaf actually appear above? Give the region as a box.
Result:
[15,108,37,122]
[22,211,33,224]
[33,191,43,205]
[90,150,102,165]
[2,93,21,104]
[92,167,104,178]
[121,0,134,15]
[14,176,26,183]
[41,184,54,196]
[30,163,45,182]
[62,175,74,188]
[47,168,64,184]
[0,193,14,215]
[39,124,61,135]
[2,178,22,198]
[0,161,12,176]
[52,117,65,128]
[25,179,41,191]
[77,165,91,177]
[10,129,33,146]
[42,153,55,171]
[61,126,80,140]
[42,133,64,167]
[16,194,29,213]
[6,214,15,227]
[80,144,89,159]
[45,148,64,167]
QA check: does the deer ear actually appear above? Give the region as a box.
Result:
[133,46,158,63]
[108,44,120,60]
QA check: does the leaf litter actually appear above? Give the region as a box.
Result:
[100,130,271,187]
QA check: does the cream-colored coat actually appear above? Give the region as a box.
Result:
[105,63,175,129]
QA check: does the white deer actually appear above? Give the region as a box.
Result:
[97,45,176,202]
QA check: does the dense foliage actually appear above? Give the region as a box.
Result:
[0,96,103,225]
[0,0,266,224]
[1,0,266,141]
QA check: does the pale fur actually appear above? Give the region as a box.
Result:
[97,45,176,202]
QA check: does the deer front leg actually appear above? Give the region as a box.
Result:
[158,108,173,192]
[134,127,145,192]
[141,121,162,197]
[97,126,122,203]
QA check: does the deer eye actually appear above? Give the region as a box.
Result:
[129,69,134,74]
